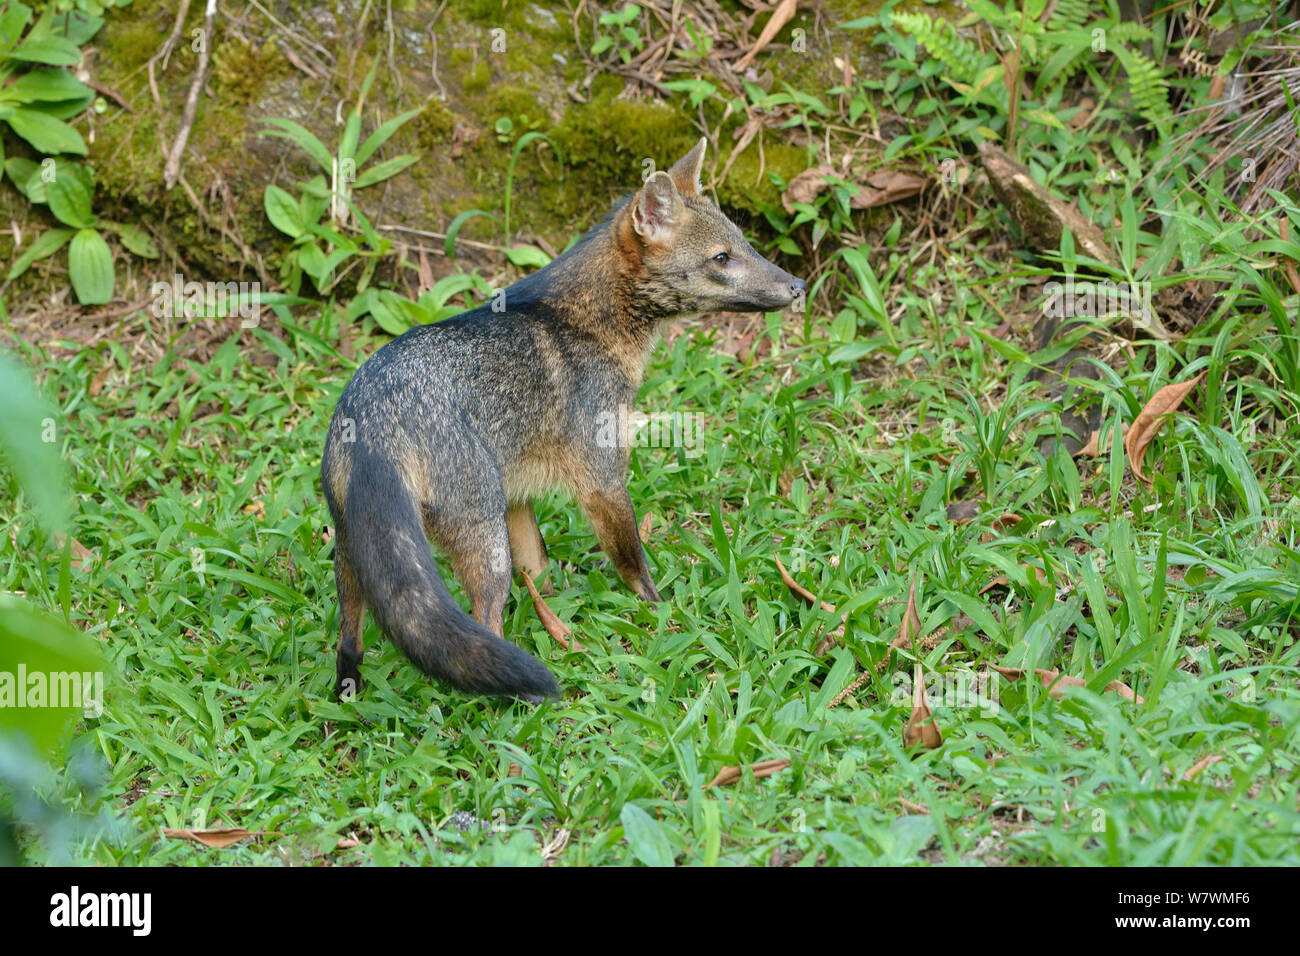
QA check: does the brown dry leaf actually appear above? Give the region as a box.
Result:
[990,666,1144,704]
[335,836,362,849]
[1184,754,1224,781]
[638,511,654,544]
[992,512,1021,531]
[773,552,834,613]
[705,757,792,790]
[774,553,846,654]
[507,762,522,778]
[848,170,927,209]
[162,827,259,848]
[981,565,1047,594]
[1074,429,1103,458]
[89,366,110,397]
[523,574,583,652]
[1075,424,1130,458]
[903,661,943,749]
[898,574,921,648]
[781,163,836,214]
[733,0,798,72]
[979,574,1010,596]
[875,573,925,670]
[1125,373,1204,485]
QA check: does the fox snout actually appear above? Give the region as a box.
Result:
[739,257,806,311]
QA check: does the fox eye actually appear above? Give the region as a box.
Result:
[712,252,731,265]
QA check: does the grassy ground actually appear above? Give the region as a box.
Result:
[8,240,1299,864]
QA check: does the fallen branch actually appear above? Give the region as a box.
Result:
[163,0,218,191]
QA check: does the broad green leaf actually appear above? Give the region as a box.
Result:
[0,5,35,56]
[4,156,44,201]
[296,241,328,282]
[368,291,411,335]
[340,109,361,166]
[6,107,86,154]
[259,118,333,173]
[4,69,92,104]
[52,11,104,47]
[45,163,94,228]
[6,226,71,279]
[263,184,304,237]
[356,108,422,166]
[351,152,418,189]
[0,601,104,753]
[67,228,114,304]
[503,244,551,269]
[9,35,80,65]
[619,804,674,867]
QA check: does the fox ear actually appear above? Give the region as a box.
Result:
[666,137,707,196]
[632,170,684,243]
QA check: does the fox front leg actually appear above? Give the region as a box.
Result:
[577,485,662,603]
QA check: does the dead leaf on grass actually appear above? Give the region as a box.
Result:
[903,661,943,749]
[162,827,260,848]
[849,170,927,209]
[1125,373,1204,485]
[989,665,1144,704]
[523,574,583,652]
[1184,753,1224,780]
[1074,423,1129,458]
[705,758,792,790]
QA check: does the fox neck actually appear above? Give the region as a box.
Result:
[529,204,678,385]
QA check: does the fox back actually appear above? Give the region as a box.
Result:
[321,138,804,702]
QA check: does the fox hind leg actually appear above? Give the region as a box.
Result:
[446,516,513,638]
[333,535,366,700]
[507,501,553,594]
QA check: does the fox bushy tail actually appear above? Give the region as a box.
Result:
[342,451,559,699]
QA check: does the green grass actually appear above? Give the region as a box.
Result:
[4,245,1298,865]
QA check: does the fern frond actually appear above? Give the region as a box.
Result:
[1112,42,1172,125]
[890,13,994,87]
[1047,0,1092,33]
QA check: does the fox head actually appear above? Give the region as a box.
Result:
[615,138,805,316]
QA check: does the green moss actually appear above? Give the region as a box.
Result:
[552,86,696,188]
[485,83,547,127]
[462,59,491,94]
[718,140,810,213]
[413,97,457,151]
[99,17,161,73]
[213,37,289,106]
